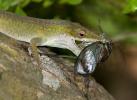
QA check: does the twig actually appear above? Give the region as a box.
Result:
[112,33,137,42]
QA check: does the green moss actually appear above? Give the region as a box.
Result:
[0,72,2,80]
[0,43,19,58]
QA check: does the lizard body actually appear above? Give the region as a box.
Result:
[0,10,103,65]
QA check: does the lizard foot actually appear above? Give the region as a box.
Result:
[28,47,43,66]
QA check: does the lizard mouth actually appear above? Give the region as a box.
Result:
[75,40,92,49]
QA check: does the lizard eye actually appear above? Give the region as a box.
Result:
[78,30,86,38]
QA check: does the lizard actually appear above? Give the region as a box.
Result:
[0,9,104,65]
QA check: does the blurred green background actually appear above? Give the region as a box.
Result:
[1,0,137,100]
[1,0,137,44]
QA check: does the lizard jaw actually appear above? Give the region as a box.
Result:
[75,37,105,50]
[72,40,93,56]
[68,39,82,56]
[75,40,93,50]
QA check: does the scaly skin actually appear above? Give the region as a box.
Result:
[0,10,103,65]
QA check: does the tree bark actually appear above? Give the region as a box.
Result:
[0,34,115,100]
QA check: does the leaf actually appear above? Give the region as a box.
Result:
[20,0,31,8]
[122,0,137,14]
[32,0,43,2]
[0,0,2,4]
[0,0,2,8]
[0,0,21,10]
[59,0,83,5]
[15,6,26,16]
[43,0,54,8]
[0,0,11,10]
[67,0,83,5]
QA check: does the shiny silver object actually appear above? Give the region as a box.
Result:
[74,40,112,74]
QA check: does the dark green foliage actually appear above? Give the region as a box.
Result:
[123,0,137,14]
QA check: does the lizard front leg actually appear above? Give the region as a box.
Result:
[30,37,42,66]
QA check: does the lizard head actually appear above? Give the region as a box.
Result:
[69,22,104,48]
[60,22,105,56]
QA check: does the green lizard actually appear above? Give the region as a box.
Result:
[0,10,103,65]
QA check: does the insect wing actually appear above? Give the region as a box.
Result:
[100,40,113,62]
[75,42,103,74]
